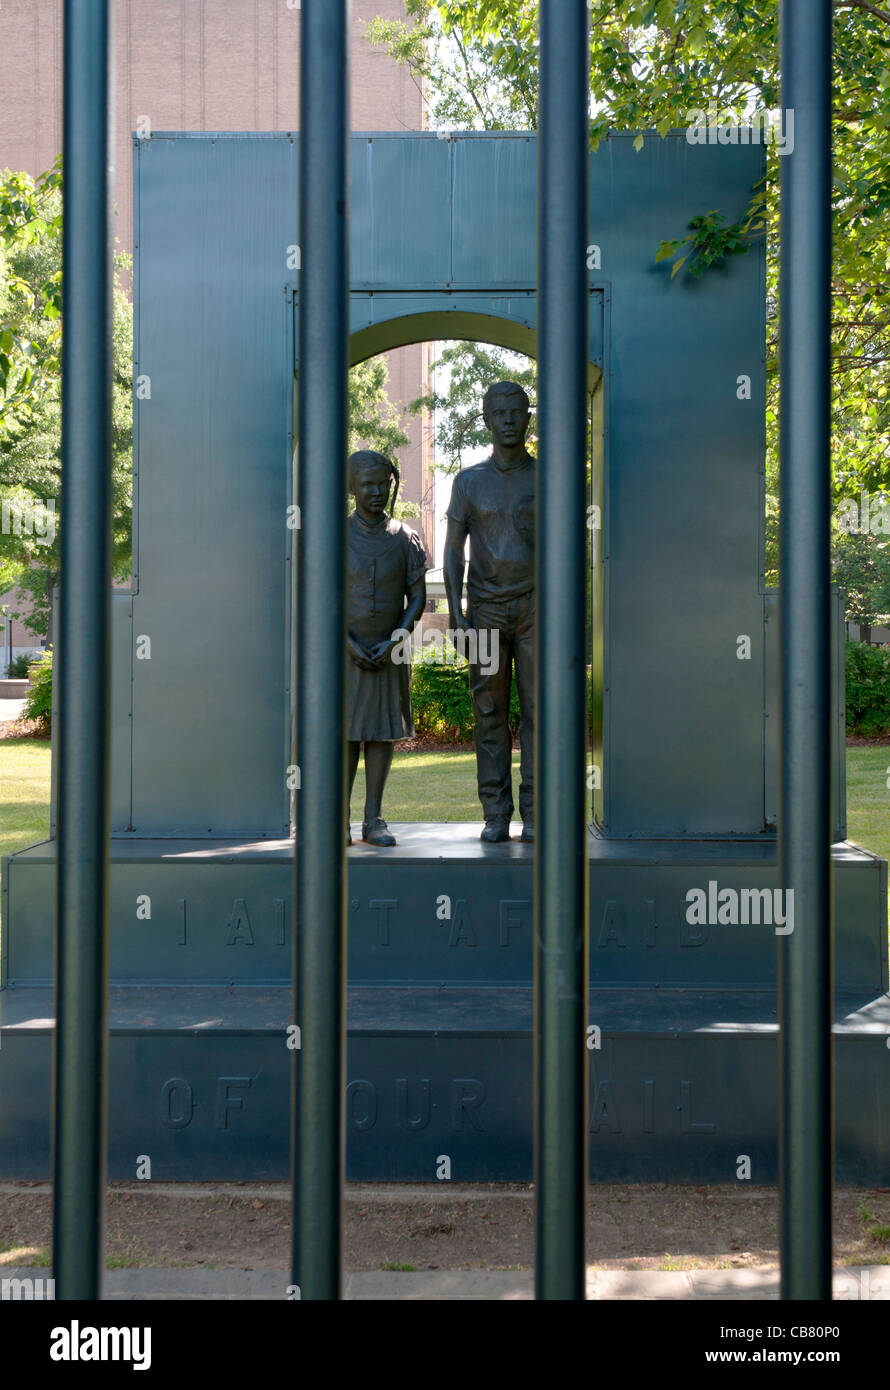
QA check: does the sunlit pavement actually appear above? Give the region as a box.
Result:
[3,1265,888,1300]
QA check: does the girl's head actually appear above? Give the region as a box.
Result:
[348,450,400,519]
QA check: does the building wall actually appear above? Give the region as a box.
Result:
[0,592,46,673]
[0,0,434,646]
[0,0,426,251]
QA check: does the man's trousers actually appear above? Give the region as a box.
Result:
[466,590,534,824]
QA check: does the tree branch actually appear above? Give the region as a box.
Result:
[448,26,489,126]
[834,0,890,25]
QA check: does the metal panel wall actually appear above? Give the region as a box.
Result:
[121,132,773,840]
[596,136,767,835]
[130,134,296,836]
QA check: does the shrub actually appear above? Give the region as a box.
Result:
[6,652,35,679]
[23,647,53,732]
[410,643,520,742]
[845,640,890,736]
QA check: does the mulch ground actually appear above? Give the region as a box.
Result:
[0,716,48,740]
[2,1183,890,1272]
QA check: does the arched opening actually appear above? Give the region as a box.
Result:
[349,308,602,394]
[336,311,604,830]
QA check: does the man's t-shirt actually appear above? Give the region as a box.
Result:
[446,453,535,603]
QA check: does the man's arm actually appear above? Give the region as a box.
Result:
[443,515,471,630]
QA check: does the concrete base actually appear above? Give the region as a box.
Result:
[1,983,888,1183]
[1,826,887,1183]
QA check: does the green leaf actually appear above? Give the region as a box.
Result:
[687,27,708,56]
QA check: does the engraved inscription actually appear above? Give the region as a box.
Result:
[214,1076,252,1129]
[597,900,626,949]
[498,899,530,946]
[347,1079,378,1131]
[585,1078,719,1136]
[225,899,254,946]
[680,913,710,947]
[370,899,397,946]
[680,1078,716,1134]
[448,899,476,948]
[274,898,286,946]
[160,1077,194,1130]
[396,1077,431,1131]
[590,1079,621,1133]
[451,1078,485,1132]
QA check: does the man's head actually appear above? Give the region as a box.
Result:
[482,381,531,451]
[348,449,399,516]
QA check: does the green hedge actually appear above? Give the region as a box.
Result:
[23,647,53,731]
[845,640,890,736]
[409,644,596,743]
[410,644,520,742]
[6,651,34,679]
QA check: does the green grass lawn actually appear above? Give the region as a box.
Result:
[0,737,51,864]
[350,747,521,823]
[1,739,888,909]
[845,746,890,867]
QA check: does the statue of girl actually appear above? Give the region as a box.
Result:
[346,450,428,846]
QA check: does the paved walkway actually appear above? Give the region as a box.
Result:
[2,1265,887,1300]
[0,696,27,721]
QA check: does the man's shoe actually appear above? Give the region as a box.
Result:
[362,816,397,847]
[481,818,510,843]
[520,821,534,843]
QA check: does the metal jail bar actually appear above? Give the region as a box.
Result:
[534,0,591,1301]
[777,0,835,1300]
[53,0,114,1301]
[291,0,350,1301]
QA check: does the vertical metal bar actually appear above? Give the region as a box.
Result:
[778,0,834,1301]
[292,0,350,1302]
[53,0,114,1301]
[535,0,590,1301]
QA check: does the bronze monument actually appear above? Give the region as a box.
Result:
[443,382,535,843]
[346,450,428,846]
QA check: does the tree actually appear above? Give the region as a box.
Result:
[0,157,63,427]
[0,163,133,643]
[831,528,890,643]
[367,1,890,551]
[408,340,535,473]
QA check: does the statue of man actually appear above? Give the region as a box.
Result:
[443,381,535,843]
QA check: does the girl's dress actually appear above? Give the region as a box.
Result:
[347,511,428,742]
